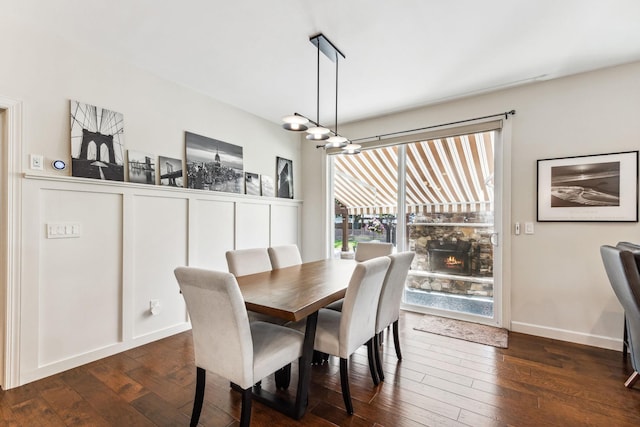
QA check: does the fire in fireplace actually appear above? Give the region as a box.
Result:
[427,240,472,276]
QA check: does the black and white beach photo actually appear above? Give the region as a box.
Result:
[550,161,620,207]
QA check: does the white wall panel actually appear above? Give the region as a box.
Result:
[132,195,188,338]
[236,202,270,249]
[39,189,122,366]
[190,199,235,270]
[270,204,300,247]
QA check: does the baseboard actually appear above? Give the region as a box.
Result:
[510,321,622,351]
[19,323,191,387]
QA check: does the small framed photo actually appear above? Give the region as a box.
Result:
[245,172,261,196]
[261,175,275,197]
[276,157,294,199]
[537,151,638,222]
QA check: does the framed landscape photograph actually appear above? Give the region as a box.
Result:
[276,156,293,199]
[127,150,155,184]
[185,131,243,193]
[158,155,183,187]
[261,175,275,197]
[537,151,638,222]
[245,172,261,195]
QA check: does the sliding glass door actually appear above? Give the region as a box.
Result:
[331,129,502,325]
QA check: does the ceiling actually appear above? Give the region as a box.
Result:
[6,1,640,129]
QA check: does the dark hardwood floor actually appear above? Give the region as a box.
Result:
[2,310,640,426]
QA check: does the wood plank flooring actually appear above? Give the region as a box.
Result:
[2,310,640,426]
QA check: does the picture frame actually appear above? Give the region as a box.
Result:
[245,172,261,196]
[276,157,294,199]
[261,175,275,197]
[127,150,156,185]
[537,151,638,222]
[185,131,243,193]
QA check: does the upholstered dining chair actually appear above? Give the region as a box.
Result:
[225,247,273,277]
[268,244,303,269]
[289,256,390,415]
[372,251,415,381]
[600,245,640,388]
[354,241,394,262]
[226,248,285,325]
[616,241,640,357]
[174,267,305,427]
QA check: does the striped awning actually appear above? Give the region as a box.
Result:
[334,132,494,215]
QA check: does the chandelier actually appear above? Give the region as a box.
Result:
[282,33,360,154]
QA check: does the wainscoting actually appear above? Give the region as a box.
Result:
[16,174,301,386]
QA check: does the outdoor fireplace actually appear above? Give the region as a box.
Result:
[427,240,472,276]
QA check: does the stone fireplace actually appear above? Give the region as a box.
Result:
[427,240,472,276]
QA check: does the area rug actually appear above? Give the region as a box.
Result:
[414,314,509,348]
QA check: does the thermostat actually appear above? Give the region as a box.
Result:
[52,160,67,170]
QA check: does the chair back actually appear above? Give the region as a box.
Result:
[174,267,254,387]
[226,248,272,277]
[600,245,640,372]
[339,256,390,357]
[617,241,640,271]
[355,242,393,262]
[268,244,302,269]
[376,251,415,334]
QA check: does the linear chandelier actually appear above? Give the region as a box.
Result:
[282,33,361,154]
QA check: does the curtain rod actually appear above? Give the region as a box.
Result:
[349,110,516,143]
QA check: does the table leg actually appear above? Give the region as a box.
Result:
[250,311,318,420]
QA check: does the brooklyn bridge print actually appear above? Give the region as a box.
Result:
[70,100,125,181]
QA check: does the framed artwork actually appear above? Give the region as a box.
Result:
[185,131,243,193]
[261,175,275,197]
[70,100,125,181]
[158,156,183,187]
[127,150,156,184]
[276,156,293,199]
[537,151,638,222]
[245,172,261,196]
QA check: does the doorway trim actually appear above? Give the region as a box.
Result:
[1,96,23,389]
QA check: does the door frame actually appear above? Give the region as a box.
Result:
[1,96,23,389]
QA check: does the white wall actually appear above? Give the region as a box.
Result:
[1,17,303,386]
[303,61,640,349]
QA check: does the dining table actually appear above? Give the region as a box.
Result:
[235,258,356,420]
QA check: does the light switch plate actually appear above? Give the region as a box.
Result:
[47,222,81,239]
[30,154,44,170]
[524,222,534,234]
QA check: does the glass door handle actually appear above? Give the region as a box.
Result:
[490,233,499,246]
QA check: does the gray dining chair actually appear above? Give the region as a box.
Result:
[615,241,640,357]
[268,244,302,269]
[354,241,393,262]
[226,248,285,325]
[225,247,273,277]
[600,245,640,388]
[372,251,415,381]
[288,256,390,415]
[174,267,305,427]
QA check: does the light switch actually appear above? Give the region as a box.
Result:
[47,222,81,239]
[524,222,534,234]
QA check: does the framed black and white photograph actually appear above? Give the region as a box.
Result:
[261,175,275,197]
[537,151,638,222]
[127,150,156,184]
[70,100,125,181]
[185,131,243,193]
[158,155,183,187]
[245,172,261,196]
[276,156,293,199]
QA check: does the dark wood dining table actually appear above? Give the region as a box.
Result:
[235,258,356,419]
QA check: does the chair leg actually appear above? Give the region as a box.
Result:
[339,358,354,415]
[392,320,402,361]
[239,387,252,427]
[373,333,384,381]
[275,363,291,389]
[366,339,380,385]
[190,367,206,427]
[625,371,640,388]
